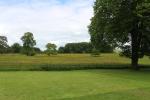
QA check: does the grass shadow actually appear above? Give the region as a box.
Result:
[0,64,149,71]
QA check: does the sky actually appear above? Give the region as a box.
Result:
[0,0,94,49]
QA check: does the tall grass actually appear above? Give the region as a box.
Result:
[0,53,149,71]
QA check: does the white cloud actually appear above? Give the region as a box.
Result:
[0,0,94,49]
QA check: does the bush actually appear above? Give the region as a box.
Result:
[21,48,36,56]
[91,48,100,57]
[28,51,36,56]
[46,50,57,56]
[45,43,57,56]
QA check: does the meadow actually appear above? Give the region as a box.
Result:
[0,54,150,100]
[0,53,149,71]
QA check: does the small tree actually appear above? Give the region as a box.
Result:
[0,36,9,54]
[34,47,42,54]
[58,47,65,53]
[11,43,22,53]
[45,43,57,56]
[21,32,36,56]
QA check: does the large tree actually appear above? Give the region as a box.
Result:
[21,32,36,56]
[89,0,150,70]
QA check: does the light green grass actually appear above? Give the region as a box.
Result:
[0,53,130,65]
[0,54,149,69]
[0,70,150,100]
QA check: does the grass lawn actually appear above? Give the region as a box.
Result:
[0,54,149,70]
[0,70,150,100]
[0,54,150,99]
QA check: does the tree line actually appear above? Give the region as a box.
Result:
[0,32,114,55]
[0,33,42,55]
[58,42,113,53]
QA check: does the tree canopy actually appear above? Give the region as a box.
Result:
[59,42,114,53]
[0,36,9,54]
[61,42,93,53]
[89,0,150,70]
[21,32,36,56]
[11,43,22,53]
[45,43,57,56]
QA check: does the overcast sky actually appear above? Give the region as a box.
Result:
[0,0,94,49]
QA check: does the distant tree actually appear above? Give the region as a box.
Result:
[0,36,9,54]
[34,47,42,54]
[89,0,150,70]
[60,42,113,53]
[11,43,22,53]
[58,47,65,53]
[45,43,57,56]
[60,42,93,53]
[21,32,36,56]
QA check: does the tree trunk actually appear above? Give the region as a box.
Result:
[131,52,139,70]
[131,33,139,70]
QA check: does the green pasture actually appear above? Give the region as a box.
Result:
[0,70,150,100]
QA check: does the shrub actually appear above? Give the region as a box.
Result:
[21,48,36,56]
[46,50,57,56]
[91,48,100,57]
[45,43,57,56]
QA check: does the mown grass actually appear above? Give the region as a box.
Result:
[0,54,150,100]
[0,70,150,100]
[0,53,149,71]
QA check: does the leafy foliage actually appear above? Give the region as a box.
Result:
[11,43,22,53]
[45,43,57,56]
[119,45,132,58]
[0,36,9,54]
[58,47,65,53]
[21,32,36,56]
[89,0,150,69]
[34,47,42,53]
[58,42,92,53]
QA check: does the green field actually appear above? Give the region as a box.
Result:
[0,70,150,100]
[0,54,149,70]
[0,54,150,100]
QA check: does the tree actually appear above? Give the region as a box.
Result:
[34,47,42,54]
[59,42,113,53]
[64,42,92,53]
[11,43,22,53]
[90,31,114,53]
[0,36,9,54]
[59,42,94,53]
[89,0,150,70]
[58,47,65,53]
[45,43,57,56]
[21,32,36,56]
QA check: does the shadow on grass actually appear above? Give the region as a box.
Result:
[0,64,149,71]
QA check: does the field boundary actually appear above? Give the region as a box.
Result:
[0,64,149,71]
[0,64,133,71]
